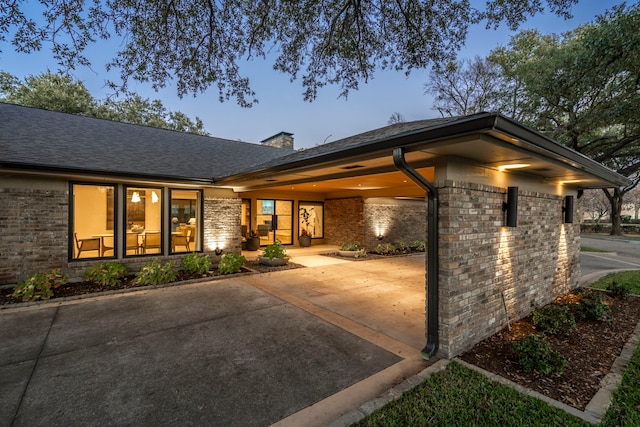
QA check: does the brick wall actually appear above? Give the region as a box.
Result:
[436,181,580,357]
[0,184,69,285]
[363,199,427,248]
[324,198,365,245]
[204,197,242,254]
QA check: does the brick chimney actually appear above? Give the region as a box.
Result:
[261,132,294,149]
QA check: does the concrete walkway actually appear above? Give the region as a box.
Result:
[1,249,430,426]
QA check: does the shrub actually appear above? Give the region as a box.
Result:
[263,240,287,259]
[578,289,611,322]
[83,262,128,286]
[182,252,212,275]
[340,241,364,251]
[607,281,631,300]
[218,253,246,274]
[12,270,68,302]
[373,242,397,255]
[395,240,409,253]
[512,334,567,375]
[410,240,426,251]
[134,260,177,286]
[532,305,576,335]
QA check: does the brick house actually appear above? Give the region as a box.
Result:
[0,102,629,358]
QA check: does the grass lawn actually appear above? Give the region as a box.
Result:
[590,270,640,295]
[580,246,609,252]
[354,342,640,426]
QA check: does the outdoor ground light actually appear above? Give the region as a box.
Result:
[563,195,574,224]
[502,186,518,227]
[215,247,223,256]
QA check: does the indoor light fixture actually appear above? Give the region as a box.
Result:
[151,191,159,203]
[563,196,574,224]
[131,191,141,203]
[502,186,518,227]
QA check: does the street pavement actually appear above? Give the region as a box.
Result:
[580,235,640,284]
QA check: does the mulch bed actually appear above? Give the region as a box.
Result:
[0,260,304,306]
[459,292,640,410]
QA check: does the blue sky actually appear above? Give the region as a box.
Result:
[0,1,626,149]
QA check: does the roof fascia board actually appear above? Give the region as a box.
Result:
[490,115,631,187]
[0,163,215,186]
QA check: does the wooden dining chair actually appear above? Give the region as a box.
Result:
[142,232,161,254]
[126,233,140,254]
[172,230,191,252]
[74,233,101,257]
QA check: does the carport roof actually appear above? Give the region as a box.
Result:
[216,112,630,191]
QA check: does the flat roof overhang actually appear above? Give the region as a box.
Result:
[214,113,631,193]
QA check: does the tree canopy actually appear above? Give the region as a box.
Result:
[426,3,640,234]
[1,1,578,106]
[0,70,209,135]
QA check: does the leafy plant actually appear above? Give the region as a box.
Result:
[607,281,631,300]
[532,304,576,335]
[182,252,212,274]
[341,241,364,251]
[12,270,68,302]
[512,334,567,375]
[410,239,426,251]
[395,240,409,253]
[218,253,246,274]
[83,262,128,286]
[577,289,611,322]
[373,242,397,255]
[263,240,287,259]
[134,260,177,286]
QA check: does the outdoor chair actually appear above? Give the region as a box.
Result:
[74,233,101,257]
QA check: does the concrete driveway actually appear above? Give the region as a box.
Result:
[0,252,428,426]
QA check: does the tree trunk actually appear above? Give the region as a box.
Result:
[605,188,624,236]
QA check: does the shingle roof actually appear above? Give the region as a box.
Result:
[0,102,294,182]
[225,115,464,176]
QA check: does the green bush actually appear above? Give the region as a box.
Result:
[512,334,567,375]
[12,269,68,302]
[263,240,287,259]
[83,262,128,286]
[532,305,576,335]
[373,242,397,255]
[182,252,212,274]
[607,281,631,300]
[410,239,426,251]
[218,253,246,274]
[134,260,177,286]
[340,241,364,251]
[578,289,611,322]
[395,240,409,253]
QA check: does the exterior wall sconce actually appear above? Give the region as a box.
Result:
[502,186,518,227]
[214,247,223,256]
[563,196,574,224]
[377,234,383,240]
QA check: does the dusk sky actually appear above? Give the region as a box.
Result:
[1,1,627,149]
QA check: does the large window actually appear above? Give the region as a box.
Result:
[71,184,116,259]
[299,201,324,238]
[257,199,293,245]
[170,190,201,253]
[126,187,163,255]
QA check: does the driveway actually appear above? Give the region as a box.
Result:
[0,253,428,427]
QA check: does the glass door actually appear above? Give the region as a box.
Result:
[256,199,293,245]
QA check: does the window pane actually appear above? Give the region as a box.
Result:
[72,184,115,259]
[127,187,162,255]
[171,190,200,253]
[299,202,324,238]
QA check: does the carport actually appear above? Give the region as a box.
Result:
[219,112,631,358]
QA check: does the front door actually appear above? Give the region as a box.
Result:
[256,199,293,245]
